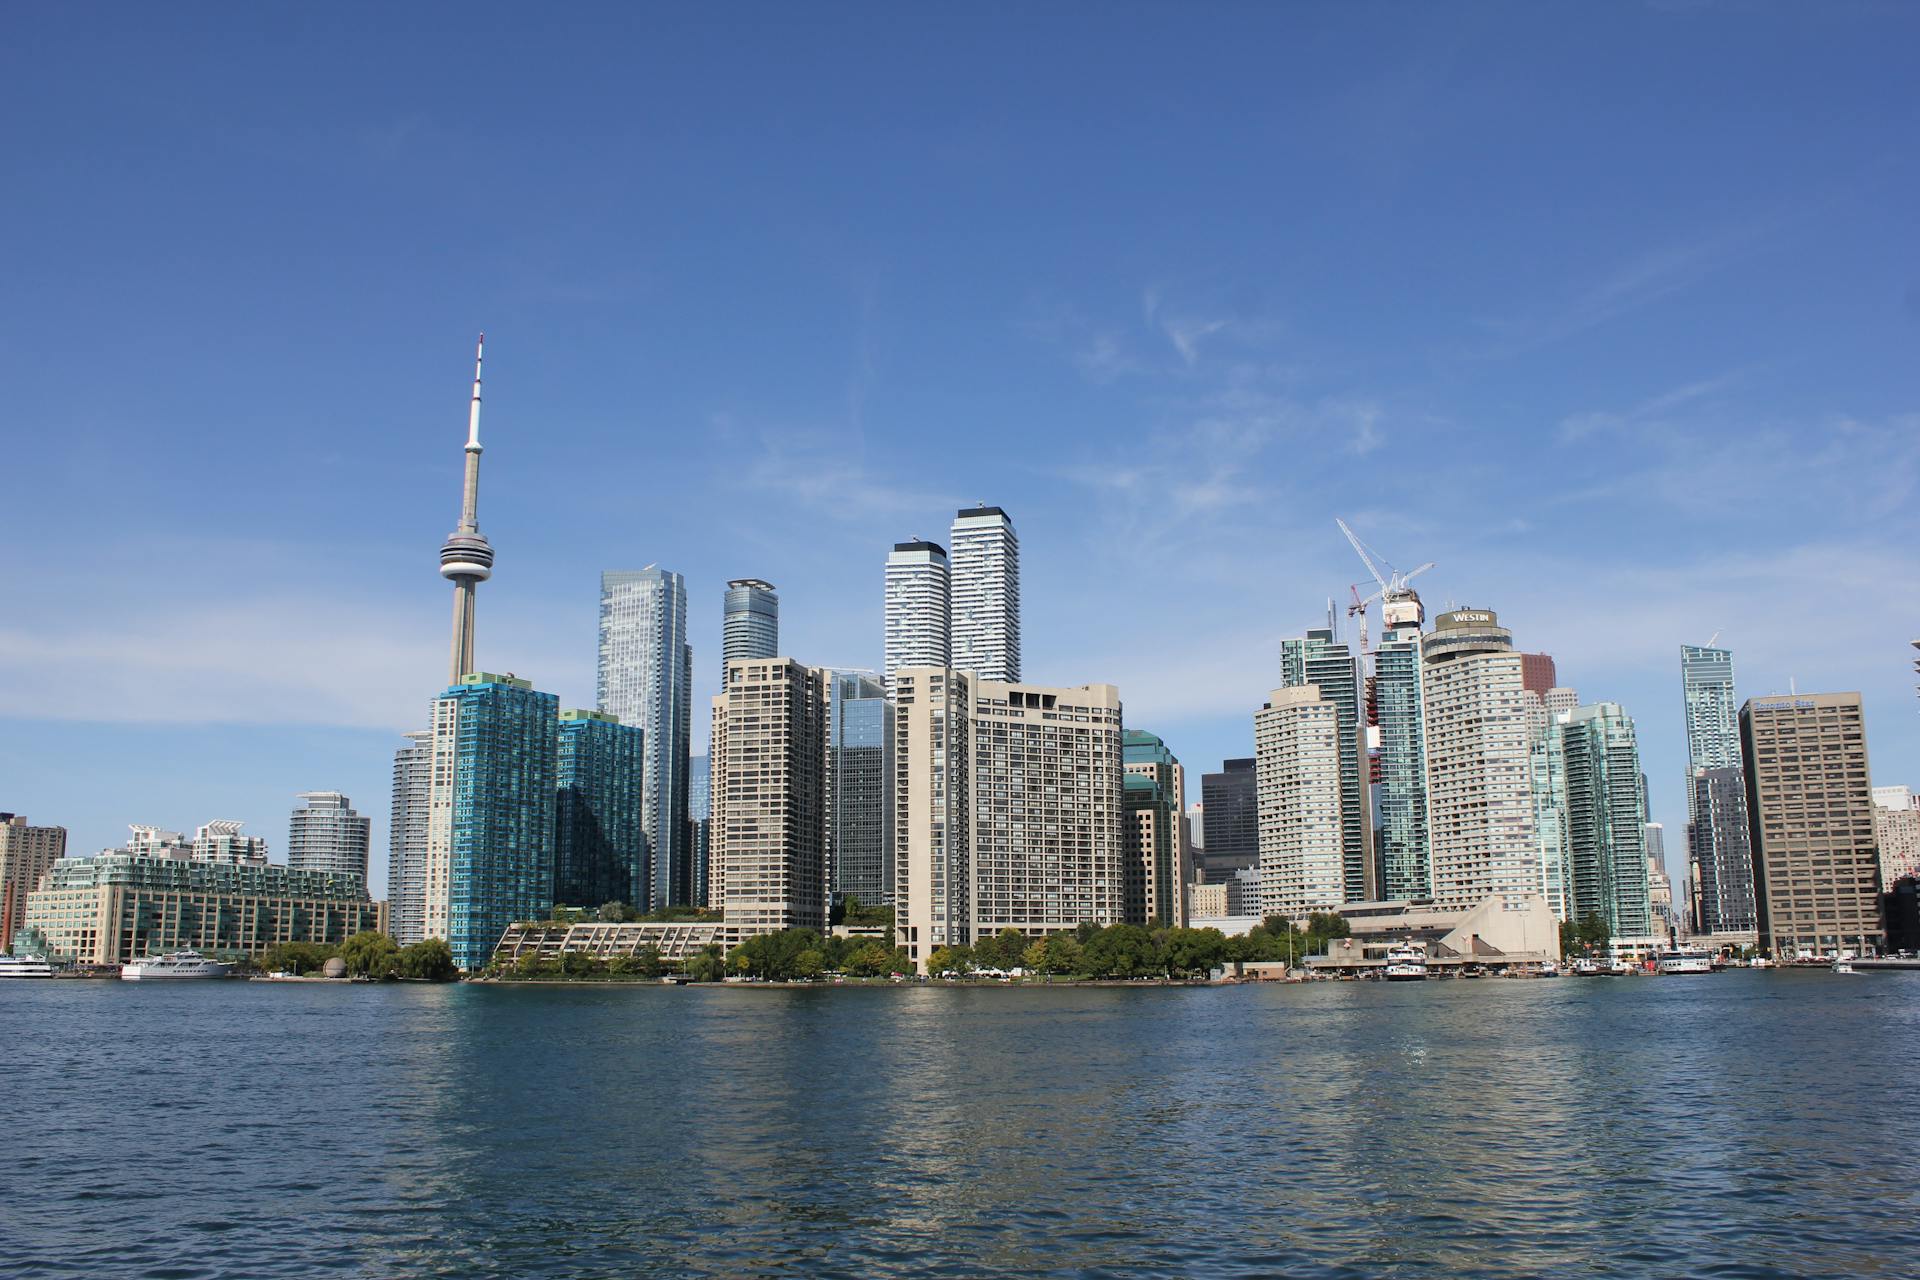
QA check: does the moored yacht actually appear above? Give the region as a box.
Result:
[0,955,56,978]
[1571,957,1602,976]
[1383,941,1428,981]
[121,951,232,981]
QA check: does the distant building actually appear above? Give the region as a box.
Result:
[287,792,371,881]
[598,566,693,908]
[722,579,779,675]
[191,821,268,866]
[1281,629,1371,901]
[689,754,711,907]
[893,670,1123,971]
[1254,686,1346,922]
[1519,653,1557,701]
[426,672,559,970]
[1421,610,1539,912]
[0,815,66,955]
[1872,786,1920,885]
[1681,645,1741,770]
[26,855,374,965]
[828,670,892,907]
[553,710,646,911]
[1189,880,1228,918]
[1373,617,1431,901]
[1740,693,1883,957]
[709,658,831,935]
[1122,730,1189,927]
[1690,766,1757,934]
[388,730,432,944]
[883,540,950,686]
[949,506,1020,682]
[1526,693,1572,921]
[1557,703,1653,938]
[1199,758,1258,882]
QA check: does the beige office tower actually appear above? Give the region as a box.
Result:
[1,815,67,954]
[1421,610,1541,911]
[1872,786,1920,884]
[1253,686,1345,921]
[892,668,1122,970]
[708,658,831,935]
[1123,730,1189,928]
[1740,693,1884,957]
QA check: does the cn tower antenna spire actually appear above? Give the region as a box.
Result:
[466,332,484,453]
[441,333,495,682]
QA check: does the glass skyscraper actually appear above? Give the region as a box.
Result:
[722,579,779,676]
[689,754,710,908]
[1681,645,1740,768]
[553,709,646,911]
[1281,628,1370,902]
[1557,702,1653,937]
[388,730,432,944]
[598,568,693,908]
[1198,758,1258,882]
[828,671,892,907]
[1680,643,1757,935]
[287,792,371,881]
[1372,620,1430,901]
[426,673,559,971]
[1123,729,1188,927]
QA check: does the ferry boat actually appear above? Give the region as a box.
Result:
[1383,942,1429,981]
[0,955,56,978]
[121,950,232,981]
[1570,958,1602,976]
[1606,958,1634,976]
[1654,947,1716,975]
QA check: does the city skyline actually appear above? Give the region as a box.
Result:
[5,7,1920,894]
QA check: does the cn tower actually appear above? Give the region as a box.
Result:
[439,335,494,683]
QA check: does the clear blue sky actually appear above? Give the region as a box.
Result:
[4,3,1917,897]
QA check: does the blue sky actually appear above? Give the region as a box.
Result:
[4,3,1918,897]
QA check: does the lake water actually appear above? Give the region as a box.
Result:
[5,973,1916,1278]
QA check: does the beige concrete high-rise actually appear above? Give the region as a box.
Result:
[1253,686,1345,921]
[1739,692,1883,957]
[709,658,832,935]
[892,669,1123,970]
[1872,785,1920,883]
[438,336,494,683]
[0,814,67,954]
[1421,609,1540,911]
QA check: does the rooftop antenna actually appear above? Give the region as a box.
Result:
[1707,630,1722,648]
[1789,676,1797,695]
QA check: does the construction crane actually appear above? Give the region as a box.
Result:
[1335,518,1435,660]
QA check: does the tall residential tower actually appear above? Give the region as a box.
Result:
[949,506,1020,682]
[598,567,693,908]
[883,540,950,686]
[722,579,779,673]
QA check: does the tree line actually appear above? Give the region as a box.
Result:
[258,932,458,981]
[925,914,1352,980]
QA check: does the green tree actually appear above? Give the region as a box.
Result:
[685,942,727,982]
[1081,924,1161,978]
[1042,934,1084,976]
[396,937,458,981]
[844,943,893,977]
[259,941,337,975]
[729,928,828,980]
[596,901,635,923]
[973,926,1027,971]
[1575,913,1610,954]
[339,930,398,978]
[1161,927,1228,978]
[926,945,973,976]
[793,949,826,980]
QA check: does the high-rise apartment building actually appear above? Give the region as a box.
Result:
[598,567,692,908]
[689,755,711,908]
[388,730,432,944]
[1739,693,1883,957]
[1873,785,1920,884]
[1689,766,1756,934]
[287,793,371,881]
[1373,618,1431,901]
[892,670,1122,970]
[709,658,831,935]
[192,821,269,866]
[1519,653,1557,701]
[1199,759,1259,882]
[1254,686,1345,922]
[883,539,950,686]
[0,814,67,955]
[426,672,559,970]
[722,579,779,674]
[1421,610,1540,911]
[1122,730,1188,927]
[949,506,1020,682]
[553,710,646,911]
[828,670,892,907]
[1557,703,1653,938]
[1681,645,1741,769]
[1527,695,1572,921]
[1281,629,1371,901]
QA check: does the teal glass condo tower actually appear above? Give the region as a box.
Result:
[429,673,559,970]
[1372,621,1430,900]
[1556,702,1652,937]
[1281,629,1370,901]
[554,710,646,911]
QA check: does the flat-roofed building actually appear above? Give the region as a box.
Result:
[0,815,67,955]
[1873,785,1920,885]
[1254,686,1345,921]
[709,658,831,935]
[1123,730,1189,927]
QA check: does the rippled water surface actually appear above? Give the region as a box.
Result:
[6,973,1918,1278]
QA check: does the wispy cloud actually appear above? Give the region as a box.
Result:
[1558,370,1744,443]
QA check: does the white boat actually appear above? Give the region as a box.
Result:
[121,950,232,981]
[1571,958,1601,976]
[0,955,55,978]
[1749,957,1775,969]
[1832,960,1857,974]
[1605,958,1634,976]
[1383,941,1428,981]
[1654,947,1716,975]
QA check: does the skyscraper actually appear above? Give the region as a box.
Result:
[1254,686,1345,922]
[1199,759,1259,882]
[709,658,831,935]
[598,567,692,909]
[892,670,1122,971]
[1527,696,1572,921]
[1519,653,1557,701]
[1421,609,1540,912]
[1681,645,1740,769]
[722,579,779,674]
[388,730,432,944]
[425,672,559,970]
[1122,730,1188,927]
[0,814,66,955]
[438,335,494,684]
[553,709,646,911]
[949,506,1020,682]
[1372,617,1430,901]
[1680,643,1756,937]
[287,792,371,881]
[828,670,892,908]
[883,539,950,686]
[1280,628,1371,901]
[1873,786,1920,884]
[1740,692,1883,957]
[689,754,711,908]
[1557,703,1653,938]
